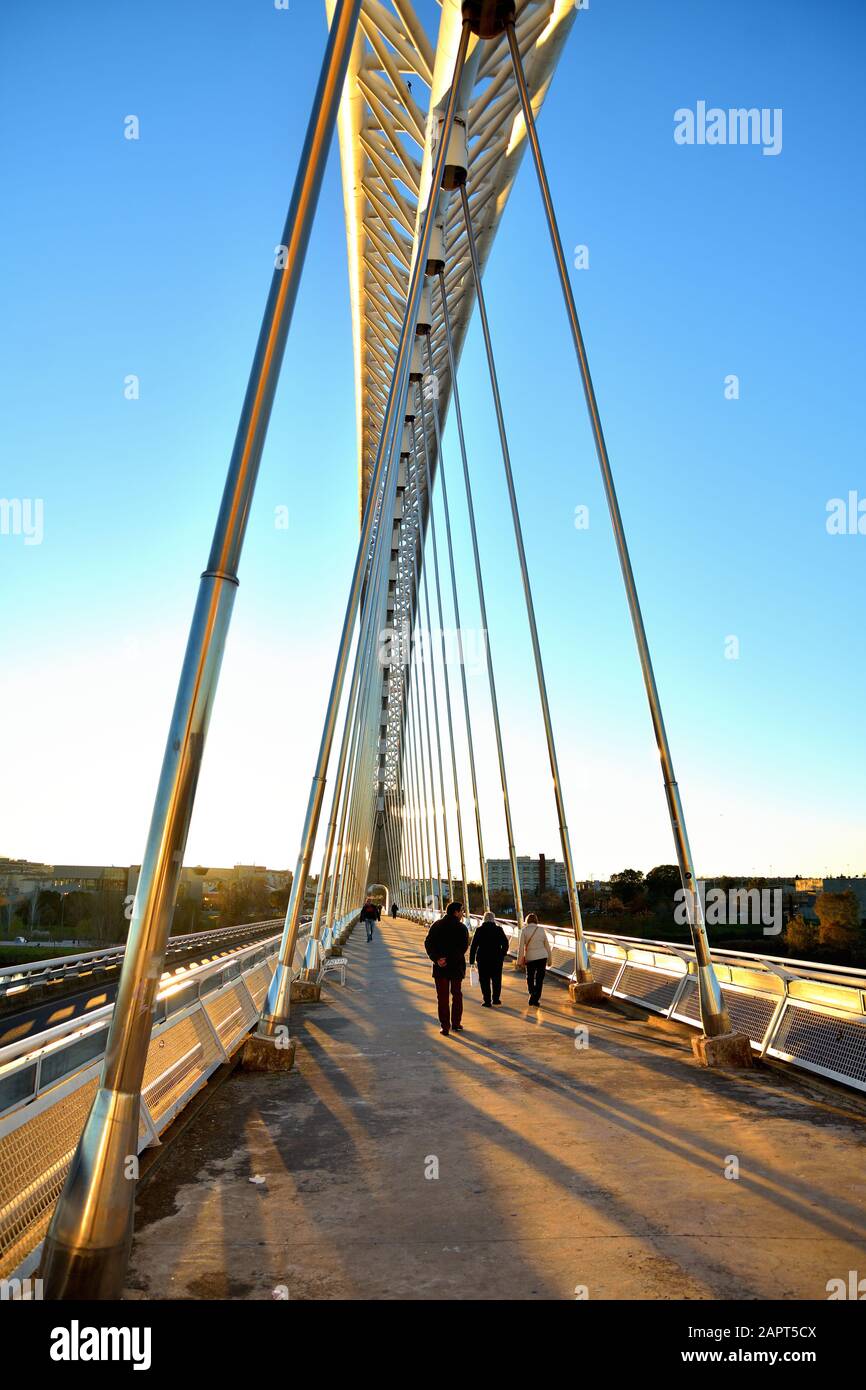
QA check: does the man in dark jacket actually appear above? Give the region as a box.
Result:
[424,901,469,1036]
[469,910,509,1007]
[359,898,380,942]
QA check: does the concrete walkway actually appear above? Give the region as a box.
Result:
[125,917,866,1300]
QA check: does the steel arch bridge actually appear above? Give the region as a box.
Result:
[32,0,762,1301]
[329,0,579,815]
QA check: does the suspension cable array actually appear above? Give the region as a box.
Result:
[39,0,746,1305]
[269,0,734,1039]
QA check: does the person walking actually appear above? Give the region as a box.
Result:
[391,901,400,918]
[517,912,552,1006]
[424,901,469,1036]
[469,909,509,1007]
[359,898,380,942]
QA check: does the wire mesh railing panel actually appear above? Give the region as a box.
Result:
[203,982,259,1055]
[0,1076,98,1279]
[142,1015,222,1128]
[0,930,281,1278]
[613,964,682,1012]
[769,1004,866,1089]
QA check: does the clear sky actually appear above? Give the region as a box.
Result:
[1,0,864,881]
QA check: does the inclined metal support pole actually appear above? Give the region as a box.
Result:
[421,338,470,902]
[325,644,367,931]
[408,662,434,910]
[426,308,489,911]
[414,409,454,903]
[306,477,387,953]
[306,626,365,945]
[407,440,444,908]
[395,716,419,910]
[346,638,382,910]
[421,556,453,903]
[259,20,472,1034]
[504,21,730,1032]
[383,788,404,908]
[396,521,425,913]
[437,269,524,925]
[393,787,409,908]
[458,183,594,984]
[401,451,435,912]
[405,750,422,911]
[305,495,388,963]
[397,767,417,906]
[278,401,397,1000]
[413,629,441,908]
[38,0,363,1301]
[333,562,387,931]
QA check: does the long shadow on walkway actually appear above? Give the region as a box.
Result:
[125,918,866,1300]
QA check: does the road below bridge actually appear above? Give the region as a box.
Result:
[125,917,866,1301]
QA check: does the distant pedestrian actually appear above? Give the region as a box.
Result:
[517,912,552,1006]
[360,897,380,942]
[469,909,508,1007]
[391,901,400,918]
[424,901,469,1036]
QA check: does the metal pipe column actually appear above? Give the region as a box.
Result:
[407,440,445,908]
[504,21,729,1032]
[306,476,388,954]
[258,20,472,1033]
[38,0,364,1299]
[420,551,453,903]
[419,361,468,900]
[413,404,454,903]
[458,183,594,984]
[437,269,524,925]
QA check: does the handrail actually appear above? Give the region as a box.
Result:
[0,919,320,1071]
[0,917,290,985]
[400,908,866,1093]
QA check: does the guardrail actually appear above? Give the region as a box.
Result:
[0,912,357,1281]
[0,919,285,1007]
[402,910,866,1096]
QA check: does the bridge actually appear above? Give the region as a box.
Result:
[2,0,864,1310]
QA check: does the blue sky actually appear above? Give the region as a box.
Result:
[1,0,863,880]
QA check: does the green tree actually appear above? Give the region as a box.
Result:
[814,891,861,950]
[645,865,680,907]
[220,878,273,927]
[269,886,291,916]
[35,890,60,929]
[465,881,485,914]
[610,869,644,905]
[785,914,818,954]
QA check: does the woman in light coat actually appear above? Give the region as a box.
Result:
[517,912,552,1006]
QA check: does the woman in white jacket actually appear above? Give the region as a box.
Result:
[517,912,552,1006]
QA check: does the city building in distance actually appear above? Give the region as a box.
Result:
[486,854,568,896]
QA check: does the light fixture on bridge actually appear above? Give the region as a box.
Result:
[461,0,516,40]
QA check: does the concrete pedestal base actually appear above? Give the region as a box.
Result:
[291,980,321,1002]
[691,1031,754,1069]
[241,1033,296,1072]
[568,980,605,1005]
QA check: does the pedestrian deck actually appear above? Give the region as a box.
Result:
[125,917,866,1301]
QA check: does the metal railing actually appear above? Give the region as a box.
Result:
[402,910,866,1095]
[0,912,357,1281]
[0,919,286,1006]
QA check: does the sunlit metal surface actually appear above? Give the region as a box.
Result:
[403,908,866,1092]
[331,0,578,801]
[0,914,356,1280]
